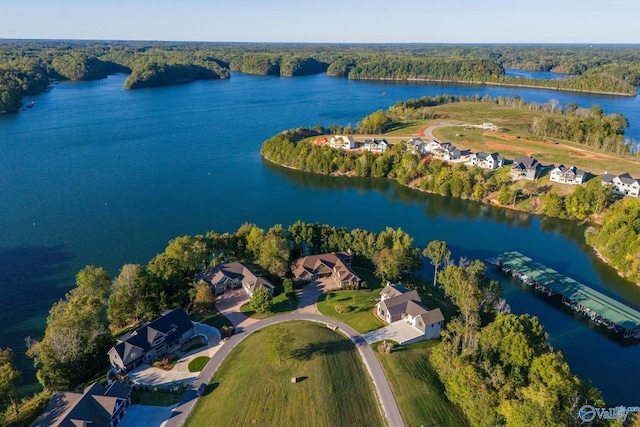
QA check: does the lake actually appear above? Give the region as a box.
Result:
[1,71,639,402]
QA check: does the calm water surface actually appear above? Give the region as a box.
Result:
[1,72,639,402]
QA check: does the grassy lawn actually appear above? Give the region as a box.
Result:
[375,340,469,427]
[186,321,384,427]
[131,387,186,406]
[190,309,233,330]
[317,267,384,334]
[240,291,299,319]
[188,356,210,372]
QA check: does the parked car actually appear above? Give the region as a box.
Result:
[197,383,207,396]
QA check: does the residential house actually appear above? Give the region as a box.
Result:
[375,283,444,340]
[34,381,131,427]
[328,135,357,150]
[549,165,587,185]
[363,138,390,153]
[442,143,462,161]
[426,139,445,153]
[511,156,541,180]
[406,137,429,155]
[291,252,361,288]
[471,151,504,169]
[107,307,195,374]
[197,261,274,296]
[601,172,640,197]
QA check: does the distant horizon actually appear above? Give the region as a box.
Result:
[3,38,640,47]
[3,1,640,44]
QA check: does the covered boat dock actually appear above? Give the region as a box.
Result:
[490,251,640,339]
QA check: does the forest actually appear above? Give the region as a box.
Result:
[2,40,640,113]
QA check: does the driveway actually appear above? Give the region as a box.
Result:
[296,278,335,314]
[128,323,221,387]
[215,289,259,330]
[362,321,425,345]
[118,404,176,427]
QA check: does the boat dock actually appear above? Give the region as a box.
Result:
[488,251,640,339]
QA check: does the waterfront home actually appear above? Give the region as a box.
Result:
[600,172,640,197]
[442,143,462,161]
[197,261,274,296]
[375,283,444,340]
[108,307,195,374]
[34,381,131,427]
[426,139,445,153]
[328,135,357,150]
[470,151,504,169]
[363,138,390,153]
[291,251,361,288]
[406,137,429,155]
[511,156,541,180]
[549,165,587,185]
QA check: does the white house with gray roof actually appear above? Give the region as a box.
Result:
[549,165,587,185]
[601,172,640,197]
[375,283,444,341]
[511,156,541,180]
[470,152,504,169]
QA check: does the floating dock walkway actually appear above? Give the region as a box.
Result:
[488,251,640,339]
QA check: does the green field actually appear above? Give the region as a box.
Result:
[186,321,384,427]
[376,340,469,427]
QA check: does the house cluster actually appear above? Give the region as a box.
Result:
[291,251,361,288]
[34,381,131,427]
[601,172,640,197]
[328,135,392,153]
[196,261,275,297]
[108,307,196,375]
[375,283,444,341]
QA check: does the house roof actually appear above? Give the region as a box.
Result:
[618,172,640,185]
[600,173,617,183]
[33,381,130,427]
[198,262,274,293]
[418,308,445,326]
[512,156,539,171]
[291,252,360,283]
[109,307,193,368]
[380,283,410,300]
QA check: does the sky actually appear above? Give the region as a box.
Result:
[1,0,639,44]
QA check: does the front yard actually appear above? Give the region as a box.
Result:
[316,268,385,334]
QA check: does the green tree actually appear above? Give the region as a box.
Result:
[0,348,21,418]
[193,284,216,312]
[283,278,295,300]
[107,264,146,331]
[422,240,451,287]
[250,287,273,314]
[27,266,113,389]
[266,326,295,363]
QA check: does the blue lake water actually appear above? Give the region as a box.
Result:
[1,72,639,402]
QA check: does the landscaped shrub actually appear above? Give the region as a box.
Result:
[334,304,351,314]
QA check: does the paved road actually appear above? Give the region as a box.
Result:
[423,121,466,141]
[164,285,405,427]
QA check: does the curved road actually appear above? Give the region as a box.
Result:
[164,292,404,427]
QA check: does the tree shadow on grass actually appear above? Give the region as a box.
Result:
[291,339,354,361]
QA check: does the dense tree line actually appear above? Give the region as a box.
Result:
[429,256,605,426]
[586,198,640,283]
[3,41,640,113]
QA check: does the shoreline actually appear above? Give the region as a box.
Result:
[348,76,637,97]
[262,154,637,286]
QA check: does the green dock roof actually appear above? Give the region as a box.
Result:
[495,251,640,332]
